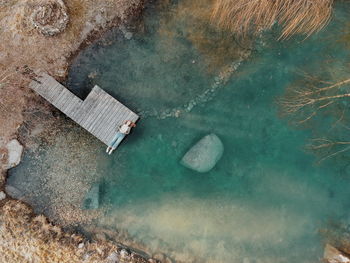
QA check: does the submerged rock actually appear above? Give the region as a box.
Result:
[83,184,100,210]
[181,133,224,173]
[5,185,24,200]
[324,244,350,263]
[6,139,23,169]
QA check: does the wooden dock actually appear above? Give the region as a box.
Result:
[29,73,139,146]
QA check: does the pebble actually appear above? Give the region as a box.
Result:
[120,249,130,258]
[106,251,118,262]
[152,253,165,261]
[0,191,6,200]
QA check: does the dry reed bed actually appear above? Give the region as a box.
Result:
[0,200,155,263]
[212,0,334,39]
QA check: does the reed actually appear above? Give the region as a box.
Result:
[211,0,334,39]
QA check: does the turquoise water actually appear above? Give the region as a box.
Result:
[9,1,350,262]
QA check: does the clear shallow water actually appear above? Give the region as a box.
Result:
[8,1,350,262]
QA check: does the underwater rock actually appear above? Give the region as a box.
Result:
[5,185,24,200]
[5,139,23,169]
[120,25,133,40]
[181,133,224,173]
[324,244,350,263]
[83,184,99,210]
[30,0,69,36]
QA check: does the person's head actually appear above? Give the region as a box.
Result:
[125,120,136,127]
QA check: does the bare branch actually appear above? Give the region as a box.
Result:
[317,145,350,163]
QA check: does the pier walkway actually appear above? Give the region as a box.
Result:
[29,73,139,146]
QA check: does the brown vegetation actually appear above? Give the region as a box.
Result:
[279,70,350,162]
[211,0,334,39]
[279,75,350,124]
[1,200,95,263]
[156,0,252,74]
[0,200,155,263]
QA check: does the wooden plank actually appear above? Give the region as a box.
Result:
[53,90,70,109]
[48,86,66,105]
[93,96,123,137]
[32,79,53,100]
[65,97,83,117]
[89,93,119,136]
[85,101,106,132]
[98,112,118,141]
[54,84,81,113]
[98,102,123,142]
[46,82,65,102]
[89,99,115,136]
[87,92,114,130]
[98,104,128,144]
[81,99,104,130]
[77,89,100,125]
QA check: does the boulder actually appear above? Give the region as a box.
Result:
[181,134,224,173]
[6,139,23,169]
[324,244,350,263]
[30,0,69,36]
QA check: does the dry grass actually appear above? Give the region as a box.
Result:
[156,0,252,74]
[0,201,90,263]
[0,200,130,263]
[211,0,334,39]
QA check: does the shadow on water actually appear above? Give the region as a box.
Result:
[7,0,350,262]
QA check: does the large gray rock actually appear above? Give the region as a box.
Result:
[6,139,23,169]
[324,244,350,263]
[181,134,224,173]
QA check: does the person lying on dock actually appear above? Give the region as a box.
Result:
[106,120,136,155]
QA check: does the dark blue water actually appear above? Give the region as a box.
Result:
[9,1,350,262]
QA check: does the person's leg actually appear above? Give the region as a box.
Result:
[110,132,122,146]
[107,132,123,153]
[109,133,126,154]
